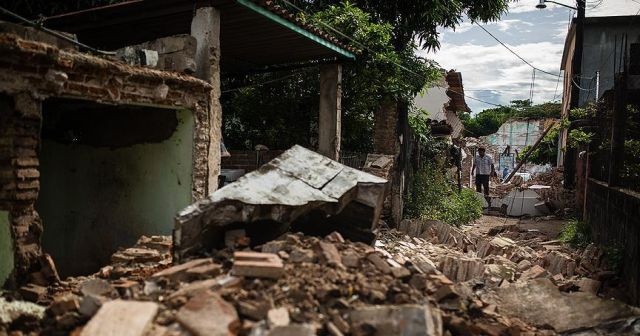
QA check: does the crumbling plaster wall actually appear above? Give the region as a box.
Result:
[481,119,552,154]
[37,108,194,276]
[0,32,215,284]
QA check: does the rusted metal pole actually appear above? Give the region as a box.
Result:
[504,122,557,183]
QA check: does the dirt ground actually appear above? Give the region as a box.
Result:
[467,215,565,239]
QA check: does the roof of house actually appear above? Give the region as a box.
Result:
[42,0,357,73]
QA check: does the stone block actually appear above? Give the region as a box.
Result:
[151,258,217,282]
[317,241,342,266]
[232,251,284,279]
[49,294,79,316]
[176,291,239,336]
[80,300,158,336]
[268,307,290,327]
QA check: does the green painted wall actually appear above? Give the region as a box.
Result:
[0,211,13,286]
[37,109,194,277]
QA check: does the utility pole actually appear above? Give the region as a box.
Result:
[565,0,586,188]
[570,0,586,109]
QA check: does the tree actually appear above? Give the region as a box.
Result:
[306,0,511,51]
[223,3,441,151]
[461,100,561,137]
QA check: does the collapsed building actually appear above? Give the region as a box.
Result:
[0,0,357,287]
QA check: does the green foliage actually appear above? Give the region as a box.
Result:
[404,127,482,227]
[604,244,624,275]
[559,218,591,248]
[223,3,441,150]
[405,162,483,227]
[567,129,594,149]
[309,2,441,102]
[302,0,511,51]
[461,100,561,137]
[517,123,560,164]
[568,102,597,120]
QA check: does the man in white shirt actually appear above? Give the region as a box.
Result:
[472,147,496,206]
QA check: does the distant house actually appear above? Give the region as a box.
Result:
[414,70,470,138]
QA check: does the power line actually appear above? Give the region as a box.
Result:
[448,88,505,107]
[221,72,305,93]
[277,1,510,109]
[475,23,561,77]
[0,6,115,55]
[552,72,562,101]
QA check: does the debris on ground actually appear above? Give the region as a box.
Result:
[3,215,637,335]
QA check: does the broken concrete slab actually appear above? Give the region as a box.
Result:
[349,304,442,336]
[80,300,158,336]
[494,278,638,333]
[174,145,387,260]
[176,291,240,336]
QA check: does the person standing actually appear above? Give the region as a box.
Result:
[472,147,496,207]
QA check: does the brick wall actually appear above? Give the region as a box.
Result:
[0,93,43,286]
[585,178,640,305]
[373,100,399,155]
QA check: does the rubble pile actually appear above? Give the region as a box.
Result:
[3,217,637,336]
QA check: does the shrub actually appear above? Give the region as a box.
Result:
[405,162,483,227]
[558,218,591,247]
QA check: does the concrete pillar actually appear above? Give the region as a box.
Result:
[191,6,222,194]
[318,64,342,160]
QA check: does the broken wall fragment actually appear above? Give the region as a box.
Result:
[174,145,387,260]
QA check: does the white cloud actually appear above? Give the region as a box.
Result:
[508,0,640,16]
[450,22,473,34]
[422,41,564,111]
[587,0,640,16]
[424,0,640,112]
[494,19,534,31]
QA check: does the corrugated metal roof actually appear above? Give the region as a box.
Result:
[43,0,357,73]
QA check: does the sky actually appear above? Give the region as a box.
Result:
[422,0,640,113]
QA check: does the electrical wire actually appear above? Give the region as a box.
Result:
[0,6,115,56]
[551,71,562,101]
[278,1,517,111]
[221,72,305,94]
[475,23,561,77]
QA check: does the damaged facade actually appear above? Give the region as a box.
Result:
[0,29,214,284]
[414,70,470,139]
[1,0,356,286]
